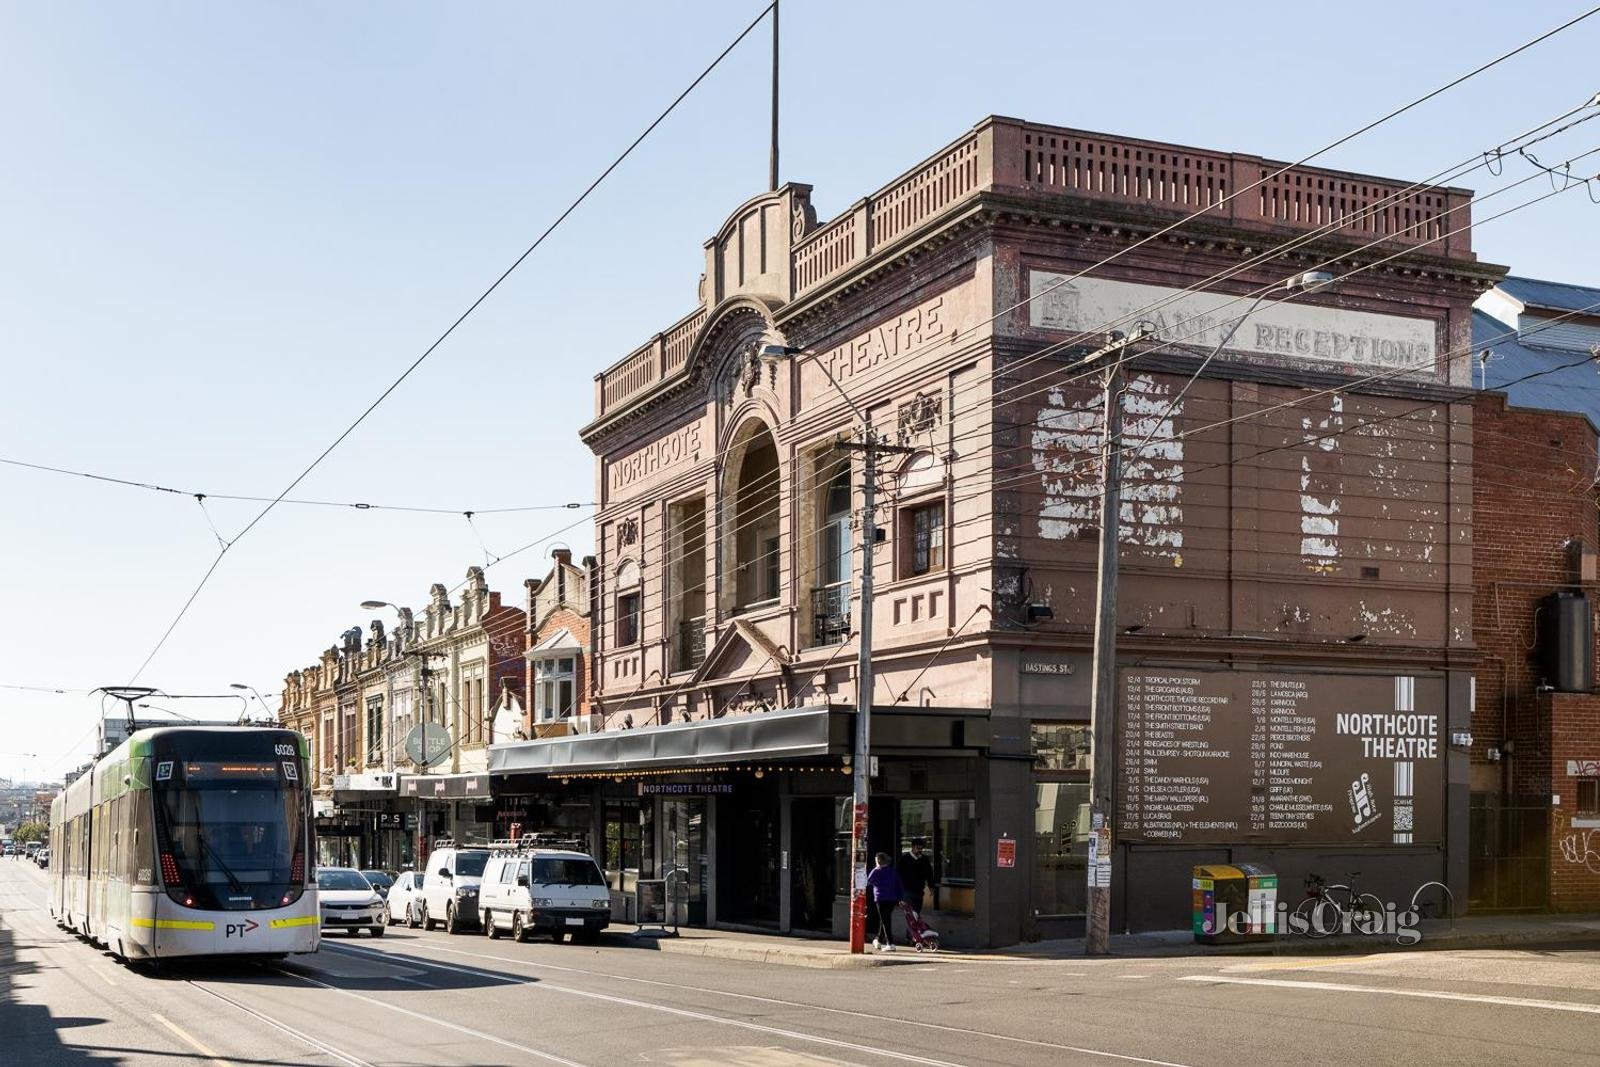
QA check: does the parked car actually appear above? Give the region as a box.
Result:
[479,847,611,943]
[385,870,423,927]
[316,867,386,937]
[419,844,489,934]
[361,870,395,899]
[35,848,49,869]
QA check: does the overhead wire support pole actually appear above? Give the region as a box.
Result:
[834,429,916,954]
[1082,327,1153,956]
[769,0,779,191]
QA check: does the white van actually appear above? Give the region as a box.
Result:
[419,844,490,934]
[478,847,611,943]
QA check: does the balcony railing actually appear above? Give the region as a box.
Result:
[592,117,1477,422]
[811,583,852,647]
[676,616,707,672]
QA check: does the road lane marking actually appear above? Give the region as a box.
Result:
[274,966,588,1067]
[1178,975,1600,1015]
[329,942,1194,1067]
[186,979,375,1067]
[151,1012,234,1067]
[1227,954,1392,972]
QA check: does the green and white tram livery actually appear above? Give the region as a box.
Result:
[49,726,319,961]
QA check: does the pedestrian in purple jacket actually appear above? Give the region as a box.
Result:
[865,852,903,950]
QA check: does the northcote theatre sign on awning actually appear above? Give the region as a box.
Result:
[1029,272,1438,372]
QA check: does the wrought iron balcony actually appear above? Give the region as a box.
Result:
[676,616,707,672]
[811,583,852,647]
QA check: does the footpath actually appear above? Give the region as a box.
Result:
[618,912,1600,970]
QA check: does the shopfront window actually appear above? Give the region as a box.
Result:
[604,800,643,894]
[896,798,976,915]
[1032,722,1091,917]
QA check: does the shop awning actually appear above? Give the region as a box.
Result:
[399,772,491,799]
[489,705,840,775]
[487,705,991,777]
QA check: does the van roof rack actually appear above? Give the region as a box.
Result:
[488,831,589,854]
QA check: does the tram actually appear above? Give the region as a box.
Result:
[48,725,319,962]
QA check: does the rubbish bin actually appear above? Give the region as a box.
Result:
[1193,864,1278,943]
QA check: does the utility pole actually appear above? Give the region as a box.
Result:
[837,428,916,953]
[1084,327,1151,956]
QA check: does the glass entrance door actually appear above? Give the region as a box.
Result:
[660,798,707,927]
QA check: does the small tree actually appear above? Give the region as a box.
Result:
[13,821,47,843]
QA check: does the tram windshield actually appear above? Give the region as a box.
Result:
[150,733,307,910]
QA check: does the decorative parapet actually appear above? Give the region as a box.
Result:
[591,116,1476,422]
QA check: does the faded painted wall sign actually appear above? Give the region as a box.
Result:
[608,421,704,496]
[1028,271,1437,372]
[1118,669,1444,846]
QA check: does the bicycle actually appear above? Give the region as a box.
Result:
[1293,872,1386,938]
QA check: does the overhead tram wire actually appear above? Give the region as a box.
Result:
[578,91,1600,588]
[0,456,594,515]
[126,3,777,683]
[749,92,1600,448]
[615,47,1600,468]
[374,307,1600,736]
[291,29,1600,737]
[583,294,1600,637]
[118,51,1600,684]
[578,161,1600,619]
[212,34,1600,671]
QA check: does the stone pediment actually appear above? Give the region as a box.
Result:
[688,617,791,688]
[703,183,814,308]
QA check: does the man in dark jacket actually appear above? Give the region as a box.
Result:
[896,838,937,912]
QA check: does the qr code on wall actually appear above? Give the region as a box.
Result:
[1393,804,1414,832]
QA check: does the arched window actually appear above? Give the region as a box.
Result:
[721,421,782,614]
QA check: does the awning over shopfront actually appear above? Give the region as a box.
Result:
[399,772,491,799]
[487,705,991,777]
[331,771,399,804]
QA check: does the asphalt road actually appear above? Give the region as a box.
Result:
[4,859,1599,1066]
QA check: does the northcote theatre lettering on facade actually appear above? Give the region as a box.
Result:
[487,117,1499,945]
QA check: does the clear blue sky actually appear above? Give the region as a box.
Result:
[2,1,1596,784]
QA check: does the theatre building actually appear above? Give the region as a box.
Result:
[491,117,1502,944]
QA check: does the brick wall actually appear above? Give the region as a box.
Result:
[1546,691,1600,910]
[1472,392,1600,910]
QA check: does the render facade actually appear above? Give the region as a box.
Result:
[503,115,1500,942]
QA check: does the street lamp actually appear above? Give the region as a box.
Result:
[230,683,274,723]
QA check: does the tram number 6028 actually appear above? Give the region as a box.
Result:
[274,743,295,757]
